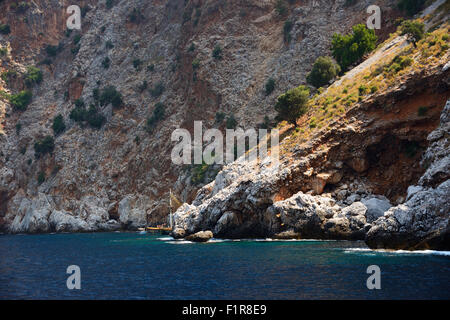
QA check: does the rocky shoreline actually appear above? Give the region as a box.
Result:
[171,100,450,249]
[2,100,448,251]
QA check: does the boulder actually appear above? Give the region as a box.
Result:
[366,180,450,250]
[171,227,186,239]
[361,197,391,223]
[272,229,301,239]
[185,230,213,242]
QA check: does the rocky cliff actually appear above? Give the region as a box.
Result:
[0,0,449,250]
[172,1,450,249]
[0,0,401,232]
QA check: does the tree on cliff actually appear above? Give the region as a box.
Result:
[400,20,425,46]
[331,24,377,71]
[307,56,341,88]
[275,85,310,127]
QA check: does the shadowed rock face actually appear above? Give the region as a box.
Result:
[366,100,450,250]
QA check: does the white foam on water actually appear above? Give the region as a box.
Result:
[344,248,450,256]
[157,236,173,241]
[166,240,194,244]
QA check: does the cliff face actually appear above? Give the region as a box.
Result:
[0,0,448,246]
[0,0,402,232]
[171,2,450,249]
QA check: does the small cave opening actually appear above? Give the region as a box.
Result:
[365,135,427,201]
[0,190,8,217]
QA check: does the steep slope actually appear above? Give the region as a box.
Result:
[172,3,450,249]
[1,0,403,232]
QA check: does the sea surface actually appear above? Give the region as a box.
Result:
[0,232,449,299]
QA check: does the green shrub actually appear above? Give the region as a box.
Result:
[147,64,155,72]
[150,81,165,97]
[138,80,148,92]
[188,43,195,52]
[385,55,413,73]
[133,58,142,70]
[215,111,226,123]
[275,0,288,16]
[16,2,30,13]
[370,85,378,93]
[0,24,11,35]
[358,85,368,95]
[45,44,59,57]
[226,114,238,129]
[283,21,293,43]
[106,0,114,9]
[0,47,7,56]
[74,98,85,108]
[73,34,82,45]
[34,136,55,157]
[24,66,43,86]
[397,0,426,16]
[265,78,276,95]
[10,90,32,111]
[70,106,87,122]
[417,106,428,116]
[191,162,210,185]
[92,88,100,101]
[70,105,106,129]
[212,45,223,60]
[86,105,106,129]
[1,70,17,83]
[274,85,310,127]
[52,114,66,135]
[99,85,122,107]
[306,56,341,88]
[129,8,144,23]
[331,24,377,70]
[81,6,89,18]
[400,20,425,45]
[146,102,165,132]
[102,57,111,69]
[192,58,200,70]
[344,0,358,6]
[105,40,114,49]
[71,45,80,55]
[37,171,45,185]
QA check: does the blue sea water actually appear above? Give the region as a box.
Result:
[0,232,449,299]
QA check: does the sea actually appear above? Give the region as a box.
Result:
[0,232,449,299]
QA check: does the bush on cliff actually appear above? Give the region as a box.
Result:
[275,85,310,127]
[306,56,341,88]
[145,102,165,133]
[34,136,55,157]
[70,105,106,129]
[331,24,377,70]
[99,85,122,107]
[397,0,426,16]
[0,24,11,35]
[10,90,32,111]
[400,20,425,46]
[24,66,43,87]
[52,114,66,135]
[265,78,276,95]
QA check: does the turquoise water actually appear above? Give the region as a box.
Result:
[0,232,449,299]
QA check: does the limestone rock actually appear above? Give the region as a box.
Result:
[361,197,392,223]
[185,230,213,242]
